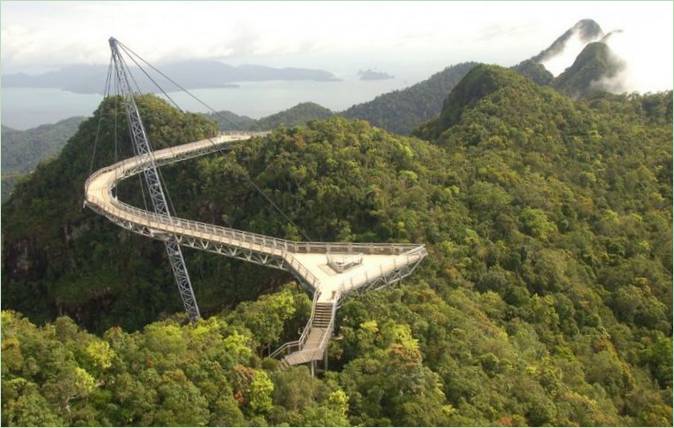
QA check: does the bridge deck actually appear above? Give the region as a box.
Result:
[84,132,427,367]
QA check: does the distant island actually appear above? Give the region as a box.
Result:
[2,60,341,94]
[358,69,394,80]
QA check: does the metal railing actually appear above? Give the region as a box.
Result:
[84,132,423,261]
[87,191,323,290]
[310,301,337,360]
[335,246,427,297]
[269,290,322,359]
[84,132,430,367]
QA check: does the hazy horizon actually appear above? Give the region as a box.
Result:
[2,1,672,130]
[2,1,672,92]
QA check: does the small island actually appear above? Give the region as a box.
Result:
[358,69,394,80]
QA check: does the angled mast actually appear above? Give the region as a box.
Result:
[108,37,200,321]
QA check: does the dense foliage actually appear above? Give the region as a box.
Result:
[342,62,478,135]
[202,109,256,131]
[552,42,625,98]
[1,117,85,201]
[206,102,333,132]
[2,95,225,332]
[250,102,333,131]
[1,287,350,426]
[2,64,672,426]
[512,60,554,86]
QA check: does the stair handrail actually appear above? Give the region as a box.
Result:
[269,289,321,359]
[268,339,300,359]
[297,290,321,347]
[312,300,337,360]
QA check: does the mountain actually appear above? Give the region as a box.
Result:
[512,59,554,85]
[1,117,85,201]
[250,102,334,130]
[1,96,225,332]
[512,20,630,99]
[530,19,605,66]
[512,19,606,89]
[202,110,257,131]
[2,66,671,425]
[552,41,626,98]
[415,64,526,139]
[2,61,340,94]
[206,102,334,132]
[341,62,479,135]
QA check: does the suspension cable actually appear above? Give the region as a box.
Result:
[117,41,313,240]
[118,51,143,94]
[88,55,113,176]
[112,76,119,199]
[120,45,183,112]
[118,41,241,128]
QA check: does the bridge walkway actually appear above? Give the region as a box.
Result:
[84,132,427,368]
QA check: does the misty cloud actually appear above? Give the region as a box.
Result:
[1,1,671,96]
[540,27,604,76]
[600,30,672,93]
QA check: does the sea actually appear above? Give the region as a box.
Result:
[1,77,418,130]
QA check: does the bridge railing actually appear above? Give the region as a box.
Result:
[335,246,428,297]
[87,173,419,257]
[311,300,337,360]
[85,133,422,255]
[269,289,321,359]
[84,131,426,297]
[86,189,324,291]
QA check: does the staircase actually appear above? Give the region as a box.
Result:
[311,302,334,328]
[271,294,337,370]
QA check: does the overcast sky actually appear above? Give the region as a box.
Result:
[2,1,672,89]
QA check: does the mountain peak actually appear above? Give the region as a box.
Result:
[531,19,605,69]
[414,65,533,139]
[552,41,626,98]
[572,19,604,41]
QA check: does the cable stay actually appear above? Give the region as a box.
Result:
[90,37,313,322]
[85,37,428,371]
[115,39,313,241]
[108,37,200,321]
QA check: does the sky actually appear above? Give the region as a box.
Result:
[1,1,672,91]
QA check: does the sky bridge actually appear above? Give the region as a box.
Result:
[84,37,427,372]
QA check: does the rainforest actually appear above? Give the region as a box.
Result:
[2,62,672,426]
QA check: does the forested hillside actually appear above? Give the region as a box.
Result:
[1,117,85,200]
[342,62,478,134]
[2,96,223,331]
[206,102,333,132]
[250,102,333,130]
[2,65,672,426]
[202,109,256,131]
[552,42,625,98]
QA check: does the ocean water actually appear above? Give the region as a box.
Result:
[1,77,416,130]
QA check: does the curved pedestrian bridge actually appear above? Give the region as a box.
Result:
[84,132,427,369]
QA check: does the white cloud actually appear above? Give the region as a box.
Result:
[603,28,673,93]
[540,28,604,76]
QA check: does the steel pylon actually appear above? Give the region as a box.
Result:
[109,37,200,321]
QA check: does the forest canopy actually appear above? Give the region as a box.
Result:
[2,65,672,426]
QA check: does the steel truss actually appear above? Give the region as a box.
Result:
[86,202,318,293]
[109,37,201,321]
